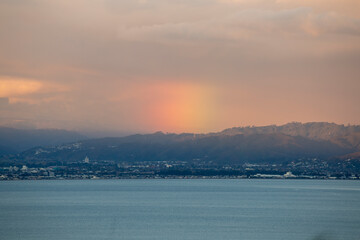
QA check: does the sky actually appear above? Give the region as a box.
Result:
[0,0,359,135]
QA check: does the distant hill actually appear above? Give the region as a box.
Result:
[17,122,360,164]
[0,127,87,155]
[220,122,360,150]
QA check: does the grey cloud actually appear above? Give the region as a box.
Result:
[116,7,360,44]
[0,97,9,108]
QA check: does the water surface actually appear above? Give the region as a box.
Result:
[1,179,359,240]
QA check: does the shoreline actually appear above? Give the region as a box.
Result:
[1,175,359,181]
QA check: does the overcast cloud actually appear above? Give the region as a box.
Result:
[0,0,359,134]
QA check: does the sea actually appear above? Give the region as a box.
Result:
[0,179,359,240]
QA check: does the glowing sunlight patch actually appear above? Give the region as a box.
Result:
[0,77,43,97]
[139,81,217,133]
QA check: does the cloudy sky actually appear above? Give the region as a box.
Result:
[0,0,359,134]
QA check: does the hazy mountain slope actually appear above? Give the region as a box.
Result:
[8,122,360,164]
[221,122,360,149]
[331,132,360,150]
[221,122,360,138]
[0,127,87,153]
[0,144,16,156]
[336,151,360,161]
[20,132,352,164]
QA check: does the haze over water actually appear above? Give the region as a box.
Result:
[1,179,360,240]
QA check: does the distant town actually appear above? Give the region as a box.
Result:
[1,156,359,180]
[1,122,360,180]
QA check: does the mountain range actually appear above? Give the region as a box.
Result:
[10,122,360,165]
[0,127,87,155]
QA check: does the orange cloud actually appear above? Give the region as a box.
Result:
[0,76,70,104]
[0,77,43,97]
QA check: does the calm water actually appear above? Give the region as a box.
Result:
[0,179,360,240]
